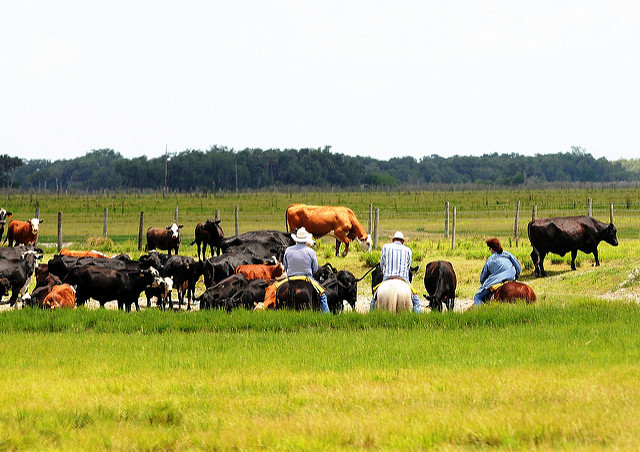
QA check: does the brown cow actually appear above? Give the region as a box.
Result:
[146,222,183,255]
[285,204,372,257]
[60,248,110,258]
[235,262,284,280]
[4,218,43,246]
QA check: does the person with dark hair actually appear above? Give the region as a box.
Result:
[473,237,521,306]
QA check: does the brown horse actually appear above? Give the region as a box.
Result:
[491,281,537,304]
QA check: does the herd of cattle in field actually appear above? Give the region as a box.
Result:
[0,203,620,312]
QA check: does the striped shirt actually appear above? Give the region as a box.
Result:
[380,241,412,283]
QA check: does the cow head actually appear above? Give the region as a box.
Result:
[203,219,224,241]
[337,270,358,310]
[357,234,373,252]
[0,209,11,225]
[167,223,184,239]
[603,223,619,247]
[30,218,43,234]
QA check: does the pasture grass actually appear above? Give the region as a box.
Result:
[1,302,640,449]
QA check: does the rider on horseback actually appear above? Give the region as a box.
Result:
[474,238,521,306]
[370,231,421,313]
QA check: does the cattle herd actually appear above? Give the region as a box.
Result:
[0,204,620,312]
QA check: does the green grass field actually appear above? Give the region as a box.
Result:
[1,188,640,449]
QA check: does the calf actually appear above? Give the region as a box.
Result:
[191,219,224,260]
[144,277,174,310]
[146,223,183,255]
[0,208,12,241]
[423,260,457,312]
[0,253,40,306]
[4,218,43,246]
[235,261,284,281]
[139,252,198,310]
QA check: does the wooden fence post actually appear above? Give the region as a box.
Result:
[451,206,456,250]
[235,206,239,236]
[215,209,220,222]
[138,211,145,251]
[514,200,520,247]
[57,212,63,253]
[174,206,179,223]
[588,198,592,217]
[532,205,537,222]
[373,208,379,249]
[610,203,614,224]
[444,202,450,238]
[103,208,108,238]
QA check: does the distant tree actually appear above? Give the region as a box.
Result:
[0,155,23,187]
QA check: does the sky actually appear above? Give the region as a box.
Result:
[2,1,639,163]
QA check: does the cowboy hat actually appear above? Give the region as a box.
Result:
[392,231,405,242]
[292,227,313,243]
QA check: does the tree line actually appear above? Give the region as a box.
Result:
[5,146,640,192]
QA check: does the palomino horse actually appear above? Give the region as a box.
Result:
[373,279,413,313]
[491,281,537,304]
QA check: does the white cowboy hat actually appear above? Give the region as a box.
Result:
[392,231,405,242]
[292,227,313,243]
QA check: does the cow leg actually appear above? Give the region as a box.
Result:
[571,250,578,270]
[593,248,600,267]
[530,248,540,277]
[335,238,341,256]
[539,253,548,277]
[333,230,350,257]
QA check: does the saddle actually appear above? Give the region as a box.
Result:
[260,276,325,310]
[373,276,418,295]
[487,280,513,300]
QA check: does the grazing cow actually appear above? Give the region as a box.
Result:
[0,253,40,306]
[197,273,249,310]
[220,230,294,261]
[423,261,457,312]
[60,248,109,258]
[528,216,618,277]
[491,281,537,304]
[235,261,284,281]
[225,279,271,312]
[0,208,12,241]
[371,264,418,294]
[4,218,43,246]
[203,252,264,287]
[191,219,224,260]
[320,269,358,313]
[373,279,414,313]
[69,265,160,311]
[146,223,183,255]
[286,204,372,257]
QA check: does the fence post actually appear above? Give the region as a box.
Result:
[373,208,379,249]
[174,206,179,223]
[138,211,145,251]
[514,200,520,247]
[57,211,63,253]
[532,205,537,222]
[444,201,450,238]
[103,208,108,238]
[610,203,614,224]
[368,203,373,234]
[235,206,239,236]
[215,209,220,222]
[451,206,456,250]
[588,198,592,217]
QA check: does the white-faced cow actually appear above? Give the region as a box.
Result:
[0,208,12,241]
[146,223,183,255]
[286,204,372,257]
[528,216,618,277]
[4,218,43,247]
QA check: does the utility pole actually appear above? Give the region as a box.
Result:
[235,161,238,194]
[163,144,168,198]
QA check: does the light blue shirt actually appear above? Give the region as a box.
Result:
[283,243,319,277]
[380,241,412,283]
[479,251,521,290]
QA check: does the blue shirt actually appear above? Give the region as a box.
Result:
[283,243,319,277]
[380,241,412,283]
[479,251,521,290]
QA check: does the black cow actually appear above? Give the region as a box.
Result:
[220,230,294,261]
[224,278,271,312]
[70,265,160,311]
[423,260,457,312]
[197,273,249,310]
[371,264,419,294]
[203,252,264,288]
[0,208,12,241]
[320,270,358,314]
[48,254,140,281]
[139,252,200,310]
[191,219,224,260]
[0,245,42,260]
[146,223,183,255]
[528,216,618,277]
[0,253,40,306]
